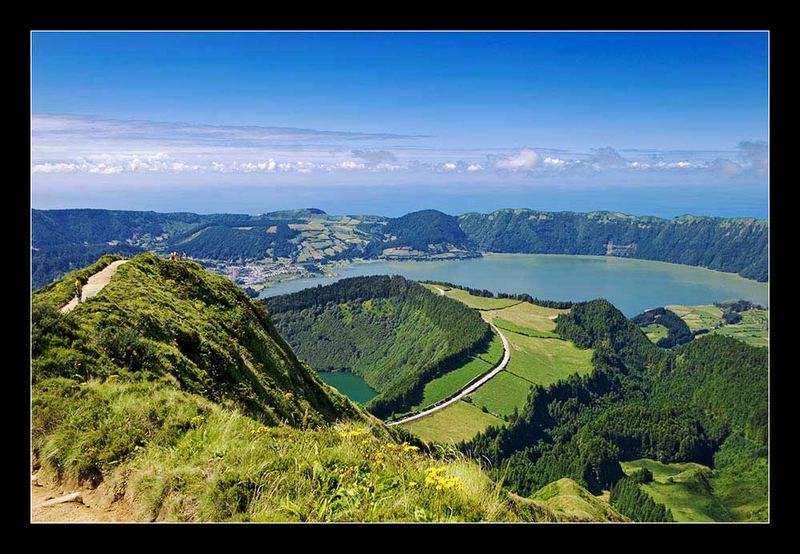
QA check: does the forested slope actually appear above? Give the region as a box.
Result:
[265,275,493,418]
[458,209,768,281]
[461,300,768,521]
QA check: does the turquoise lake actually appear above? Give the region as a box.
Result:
[259,253,768,317]
[316,371,378,404]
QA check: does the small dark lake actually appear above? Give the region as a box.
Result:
[316,371,378,404]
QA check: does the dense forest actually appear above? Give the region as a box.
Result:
[610,477,673,522]
[381,209,474,252]
[170,223,299,260]
[458,209,768,281]
[32,208,768,289]
[265,276,492,418]
[460,300,767,519]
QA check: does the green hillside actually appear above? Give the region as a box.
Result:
[32,254,635,522]
[33,253,364,427]
[458,208,768,281]
[33,206,768,289]
[264,276,494,418]
[527,478,628,522]
[462,300,768,521]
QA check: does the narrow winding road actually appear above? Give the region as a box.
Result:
[59,260,128,314]
[387,285,511,426]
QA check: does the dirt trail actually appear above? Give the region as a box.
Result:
[59,260,128,314]
[30,472,136,523]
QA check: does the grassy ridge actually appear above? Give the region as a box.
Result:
[33,253,362,427]
[620,459,731,522]
[436,286,520,310]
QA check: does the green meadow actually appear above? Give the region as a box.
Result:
[620,459,731,522]
[400,400,504,444]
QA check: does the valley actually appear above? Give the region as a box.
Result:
[31,252,769,522]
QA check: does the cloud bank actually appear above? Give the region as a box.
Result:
[32,114,767,185]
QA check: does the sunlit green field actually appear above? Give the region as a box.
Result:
[400,400,504,444]
[620,459,731,522]
[468,371,532,417]
[481,301,567,332]
[642,323,669,343]
[433,286,521,310]
[667,304,768,348]
[666,304,723,331]
[410,331,504,411]
[403,286,592,444]
[711,309,768,348]
[501,331,593,387]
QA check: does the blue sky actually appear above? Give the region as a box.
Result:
[31,32,769,218]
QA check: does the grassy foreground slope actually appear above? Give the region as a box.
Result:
[34,254,596,522]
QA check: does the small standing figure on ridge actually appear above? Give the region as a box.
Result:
[74,278,83,304]
[169,251,178,261]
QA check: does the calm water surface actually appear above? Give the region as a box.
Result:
[316,371,378,404]
[261,253,768,317]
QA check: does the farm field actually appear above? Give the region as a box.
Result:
[403,285,593,444]
[620,459,731,522]
[666,304,723,331]
[468,370,533,418]
[500,330,593,387]
[642,323,669,343]
[667,304,768,348]
[400,400,504,443]
[711,309,768,348]
[481,301,568,332]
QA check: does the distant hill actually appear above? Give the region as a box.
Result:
[459,209,768,281]
[32,207,768,289]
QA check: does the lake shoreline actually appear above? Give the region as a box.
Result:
[259,253,768,317]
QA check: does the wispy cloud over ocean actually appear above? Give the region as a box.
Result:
[32,114,767,184]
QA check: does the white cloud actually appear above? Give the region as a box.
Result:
[543,157,568,167]
[30,114,766,184]
[494,148,541,170]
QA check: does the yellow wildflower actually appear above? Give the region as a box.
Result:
[251,425,270,436]
[423,467,463,491]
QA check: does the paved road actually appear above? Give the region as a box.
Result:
[59,260,128,314]
[387,322,511,426]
